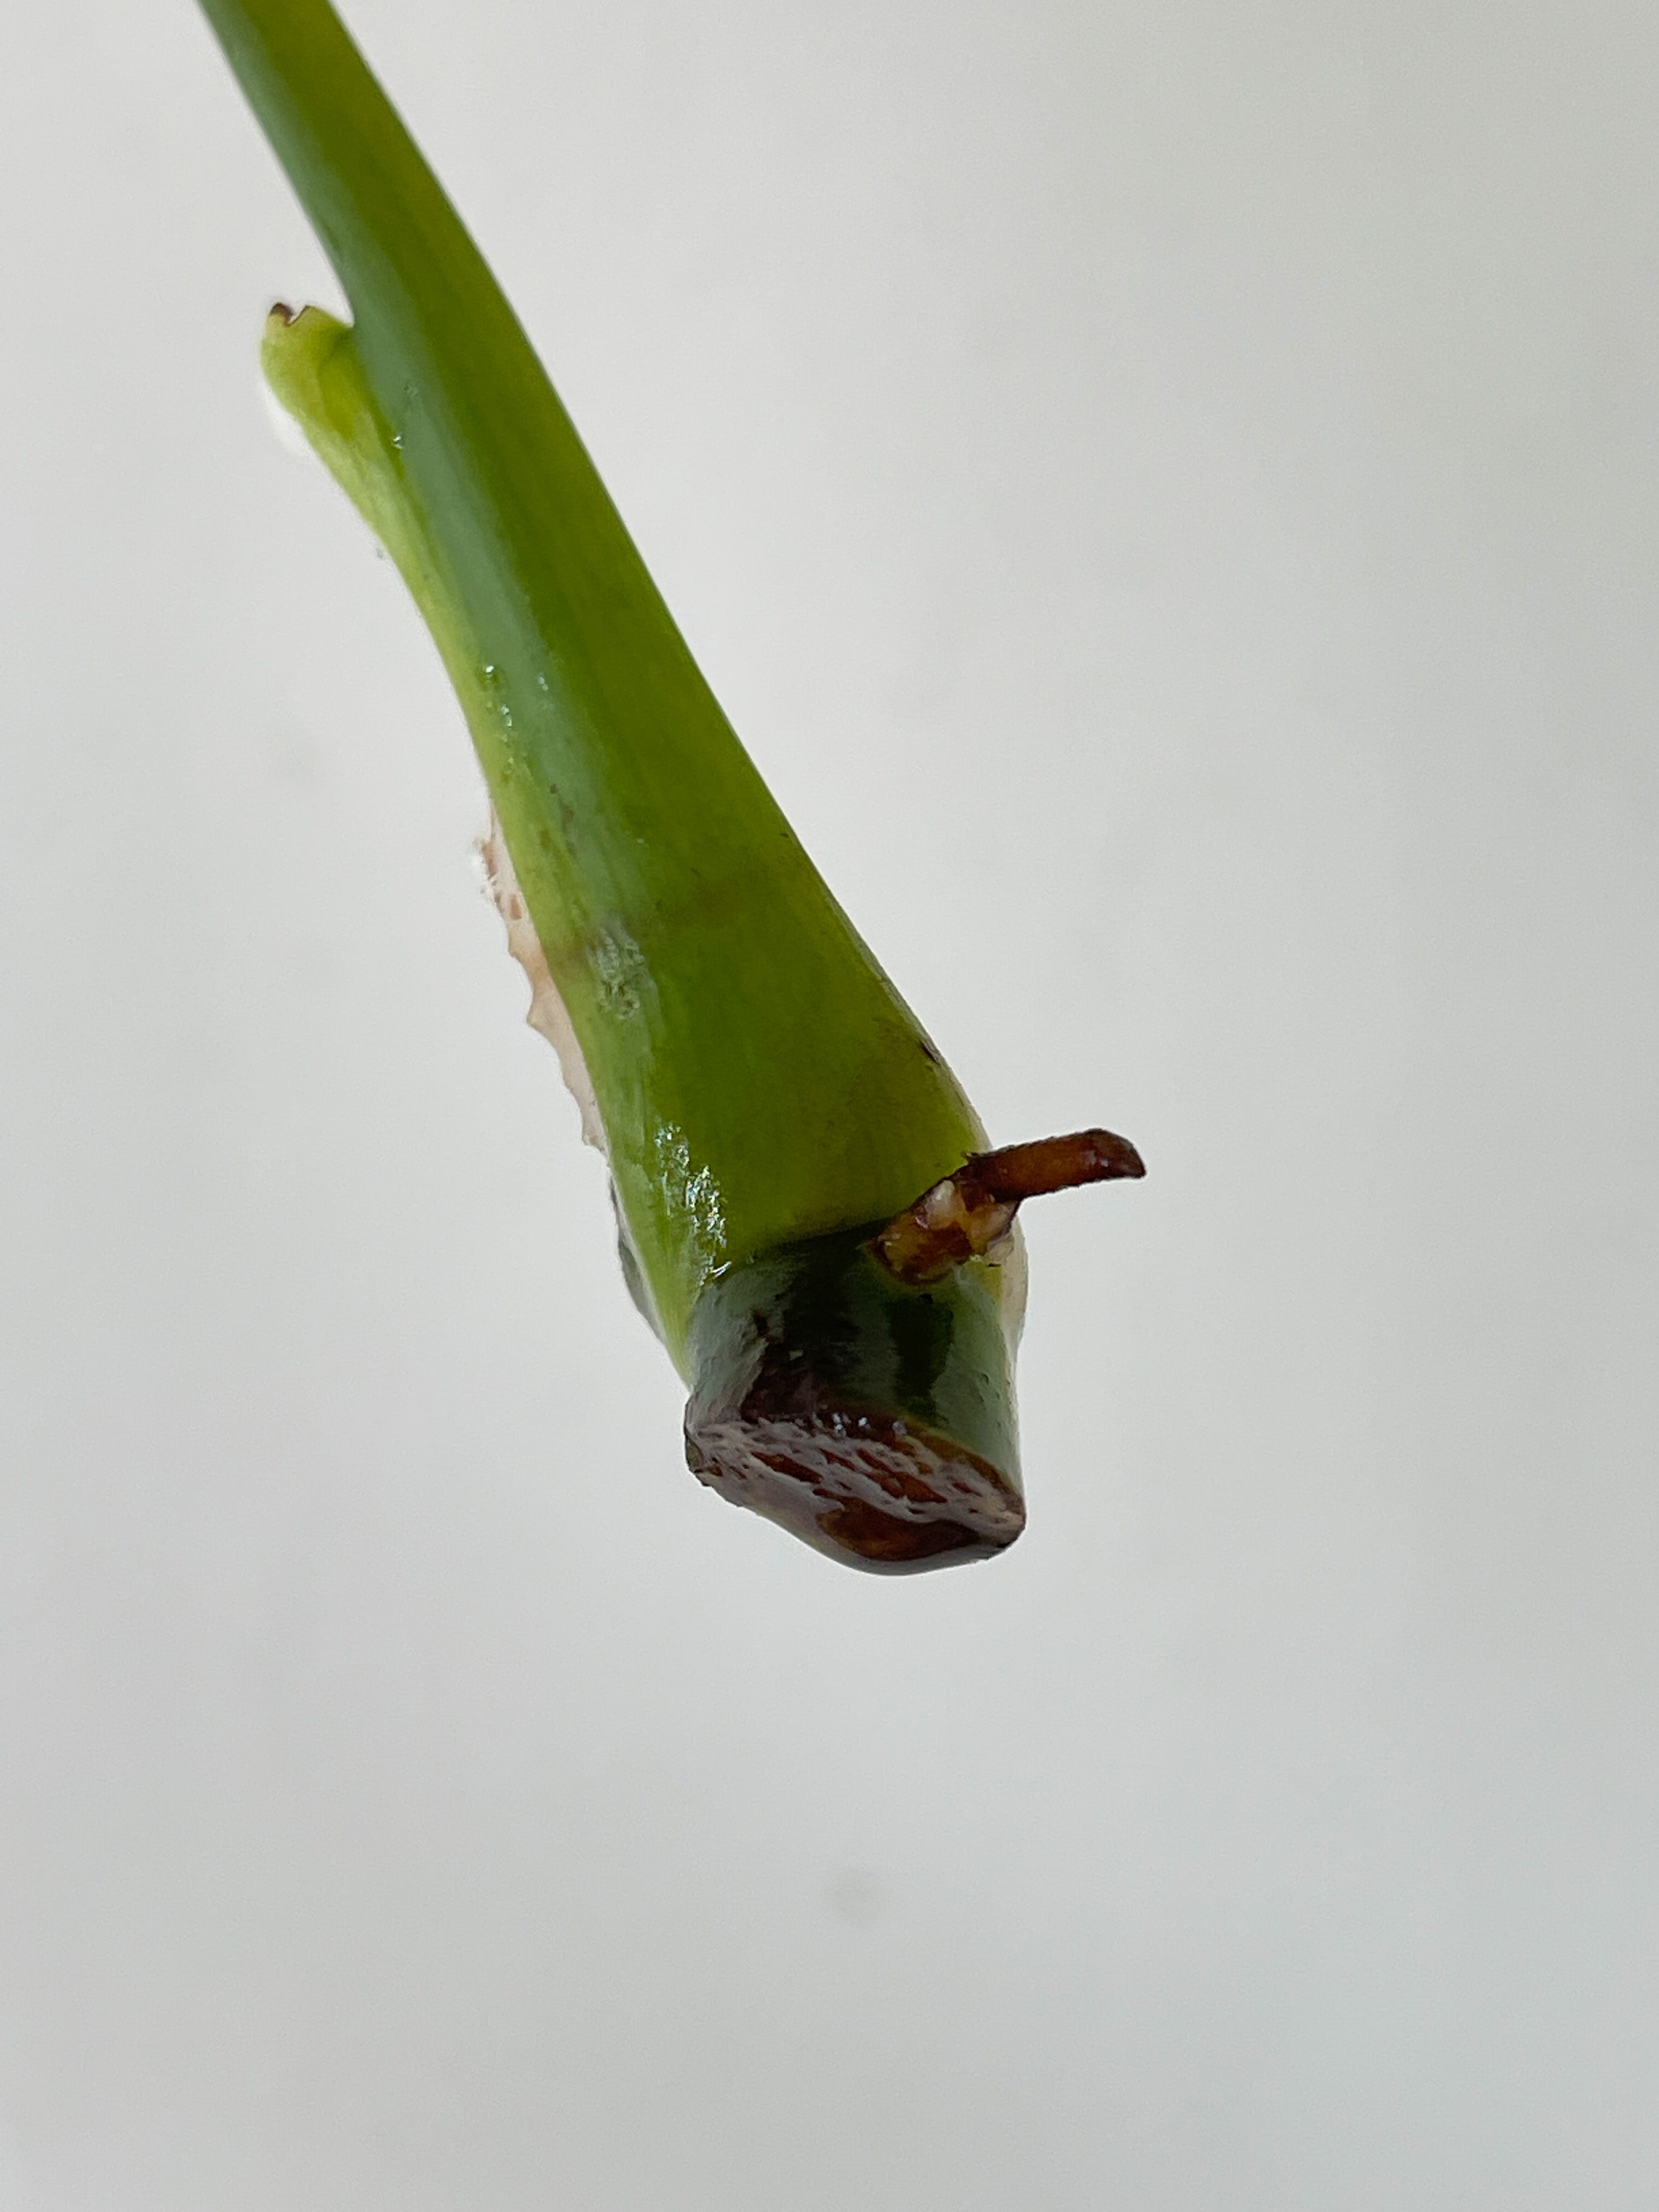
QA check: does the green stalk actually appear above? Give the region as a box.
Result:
[196,0,1142,1571]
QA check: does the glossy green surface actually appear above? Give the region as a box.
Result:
[684,1222,1025,1570]
[688,1228,1022,1484]
[199,0,989,1366]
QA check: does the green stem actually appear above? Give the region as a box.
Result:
[196,0,1139,1570]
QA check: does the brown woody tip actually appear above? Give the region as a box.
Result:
[874,1126,1145,1285]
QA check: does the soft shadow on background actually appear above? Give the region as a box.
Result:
[2,1,1657,2205]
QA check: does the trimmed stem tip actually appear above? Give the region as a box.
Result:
[683,1227,1023,1573]
[682,1129,1145,1573]
[875,1128,1146,1286]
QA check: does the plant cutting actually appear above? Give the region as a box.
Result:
[196,0,1144,1572]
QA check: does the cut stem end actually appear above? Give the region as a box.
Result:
[683,1228,1024,1574]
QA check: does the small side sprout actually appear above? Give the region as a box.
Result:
[198,0,1145,1572]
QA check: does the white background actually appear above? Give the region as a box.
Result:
[2,1,1657,2204]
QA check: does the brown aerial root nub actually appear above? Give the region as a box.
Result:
[874,1127,1146,1284]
